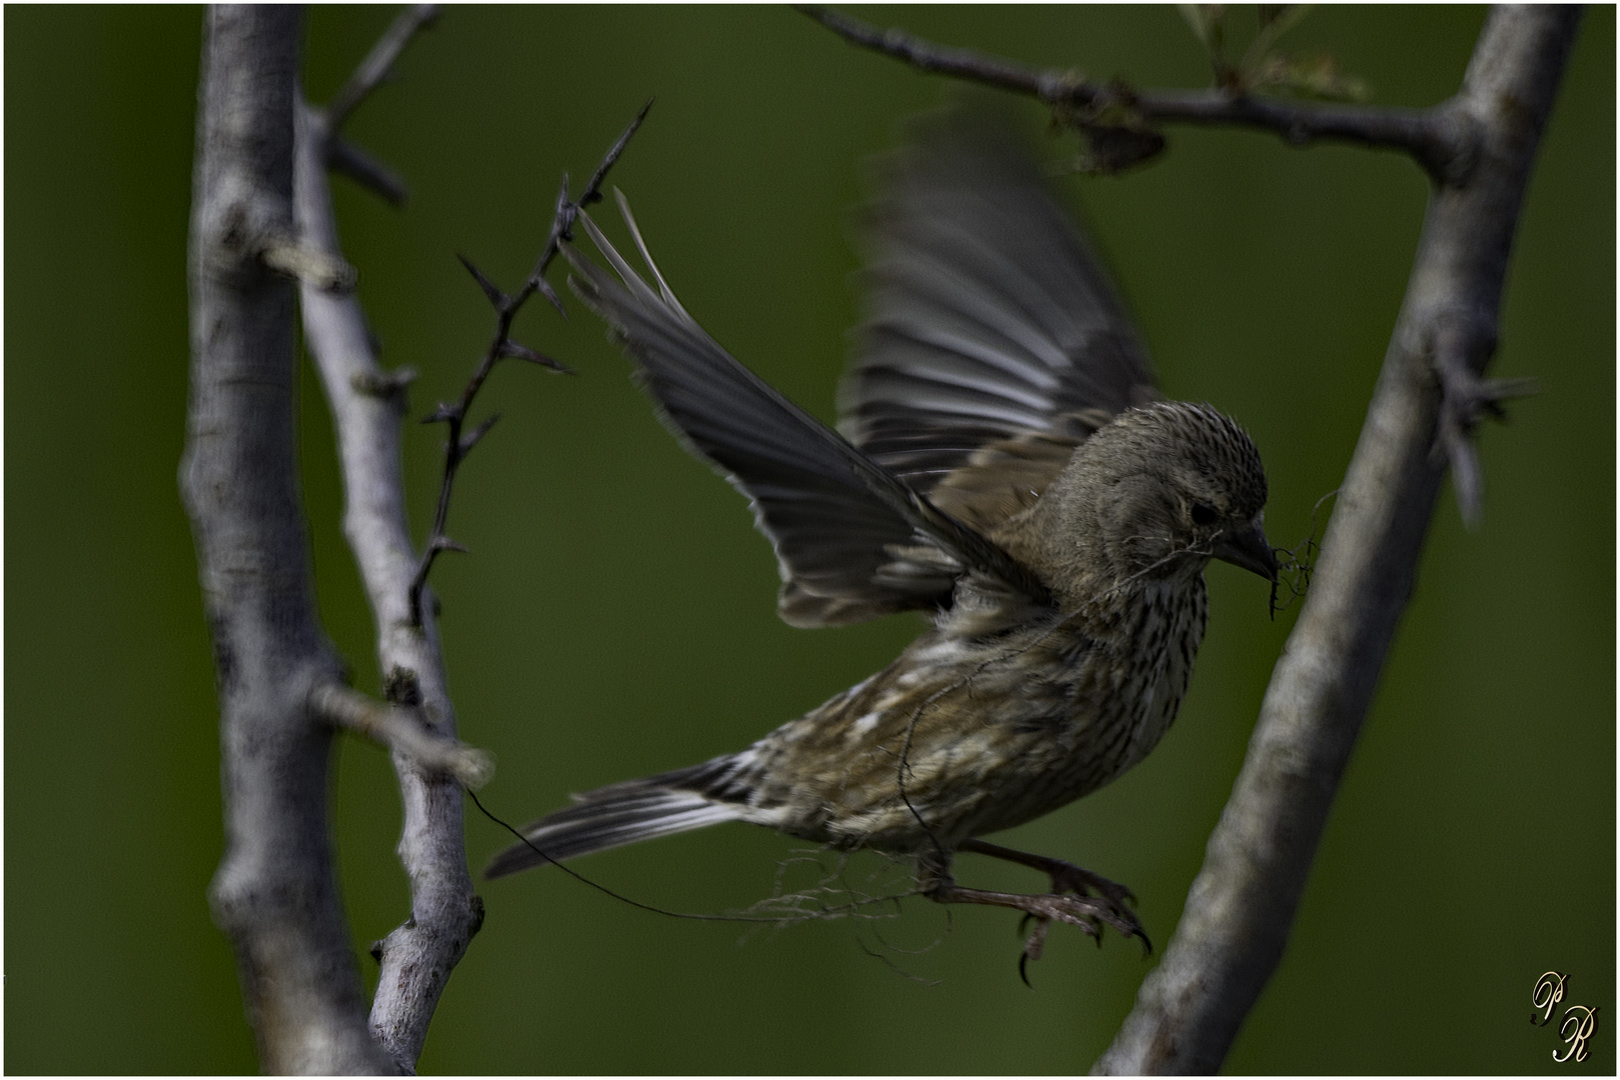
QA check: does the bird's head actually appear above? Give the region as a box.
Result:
[1014,402,1275,599]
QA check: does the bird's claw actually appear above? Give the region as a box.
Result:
[1014,892,1150,977]
[1018,919,1048,987]
[1045,858,1137,909]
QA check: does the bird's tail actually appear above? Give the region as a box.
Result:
[484,759,750,879]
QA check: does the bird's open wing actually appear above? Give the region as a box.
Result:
[840,108,1158,534]
[566,196,1049,627]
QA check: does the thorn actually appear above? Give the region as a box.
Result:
[578,99,654,206]
[551,174,575,241]
[499,340,575,374]
[431,535,470,556]
[457,254,509,309]
[422,403,457,424]
[535,275,568,318]
[460,413,501,453]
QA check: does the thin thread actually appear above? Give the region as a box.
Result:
[467,787,914,925]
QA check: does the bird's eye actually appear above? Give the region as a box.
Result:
[1190,502,1219,526]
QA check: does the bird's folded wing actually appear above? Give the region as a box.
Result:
[566,196,1049,627]
[840,107,1159,532]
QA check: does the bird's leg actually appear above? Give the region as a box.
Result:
[915,847,1150,975]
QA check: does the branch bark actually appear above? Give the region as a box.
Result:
[1094,6,1581,1072]
[182,5,392,1073]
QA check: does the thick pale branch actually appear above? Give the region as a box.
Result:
[183,5,390,1073]
[295,60,481,1067]
[1094,6,1580,1072]
[800,5,1476,181]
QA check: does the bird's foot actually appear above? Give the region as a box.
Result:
[1042,861,1149,950]
[923,874,1150,985]
[954,838,1150,958]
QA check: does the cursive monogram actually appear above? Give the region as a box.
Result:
[1554,1005,1598,1064]
[1534,970,1568,1027]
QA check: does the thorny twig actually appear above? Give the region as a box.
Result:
[407,100,654,627]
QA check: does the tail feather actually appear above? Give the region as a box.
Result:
[484,767,746,879]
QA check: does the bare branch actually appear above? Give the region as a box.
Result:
[799,5,1475,182]
[1094,6,1581,1072]
[312,5,437,208]
[325,3,439,131]
[329,133,410,205]
[799,5,1063,97]
[183,5,391,1073]
[310,681,494,789]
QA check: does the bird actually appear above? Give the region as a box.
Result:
[486,108,1276,966]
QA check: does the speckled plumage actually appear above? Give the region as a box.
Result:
[487,110,1275,960]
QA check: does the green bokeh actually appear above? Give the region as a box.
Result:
[6,5,1612,1074]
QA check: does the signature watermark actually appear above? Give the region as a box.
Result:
[1533,971,1600,1064]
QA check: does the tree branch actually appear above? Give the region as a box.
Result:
[325,3,439,132]
[291,6,485,1068]
[182,5,391,1072]
[799,5,1477,182]
[1093,6,1581,1071]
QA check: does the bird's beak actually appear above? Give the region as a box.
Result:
[1213,516,1278,582]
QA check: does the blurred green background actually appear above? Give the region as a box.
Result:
[6,5,1613,1074]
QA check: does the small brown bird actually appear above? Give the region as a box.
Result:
[487,110,1275,964]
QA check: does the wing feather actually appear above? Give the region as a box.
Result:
[565,196,1049,627]
[840,108,1159,523]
